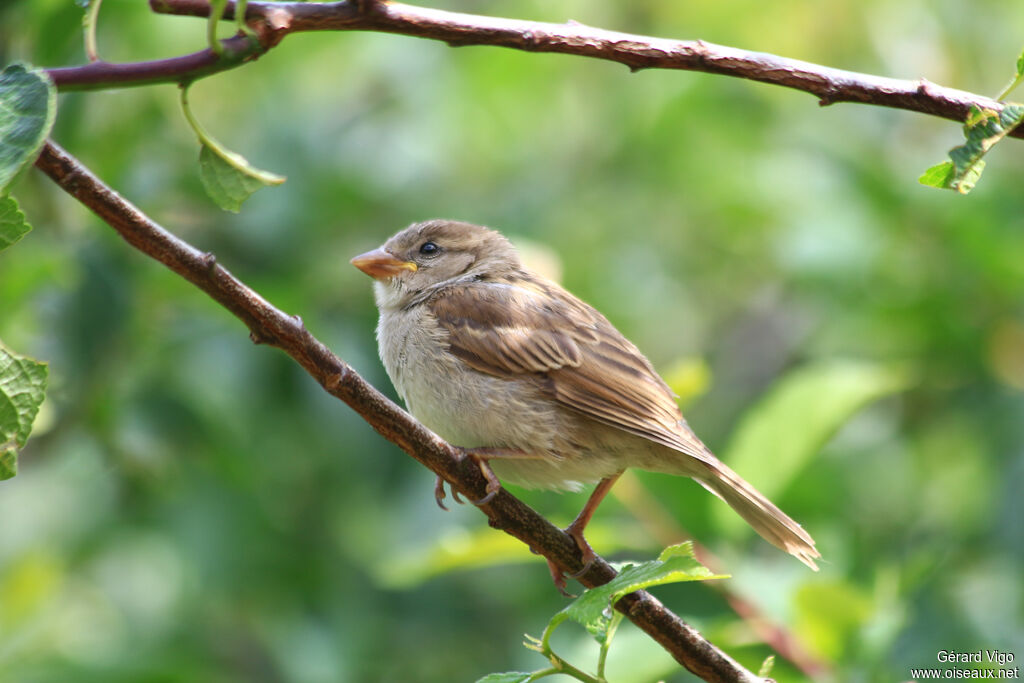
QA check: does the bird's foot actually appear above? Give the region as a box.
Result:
[460,447,530,505]
[545,522,599,596]
[545,558,576,598]
[433,475,464,510]
[434,446,514,509]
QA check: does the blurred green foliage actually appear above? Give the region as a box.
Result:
[2,0,1024,681]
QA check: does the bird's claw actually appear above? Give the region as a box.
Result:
[543,523,600,595]
[546,559,577,598]
[434,475,467,511]
[470,487,499,506]
[567,556,595,579]
[434,475,450,511]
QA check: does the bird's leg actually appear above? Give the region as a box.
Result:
[434,447,525,509]
[548,472,624,588]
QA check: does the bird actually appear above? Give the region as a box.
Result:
[351,219,819,587]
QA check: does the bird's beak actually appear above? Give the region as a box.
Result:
[350,247,418,279]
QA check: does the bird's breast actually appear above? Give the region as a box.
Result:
[377,307,553,449]
[375,307,634,491]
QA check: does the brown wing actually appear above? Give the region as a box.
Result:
[427,277,710,459]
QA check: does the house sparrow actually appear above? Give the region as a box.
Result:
[352,220,819,583]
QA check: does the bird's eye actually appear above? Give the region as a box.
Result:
[419,241,440,256]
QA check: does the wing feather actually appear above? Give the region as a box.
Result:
[428,278,708,459]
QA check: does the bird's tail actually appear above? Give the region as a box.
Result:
[694,459,820,570]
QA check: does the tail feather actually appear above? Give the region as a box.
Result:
[696,460,820,570]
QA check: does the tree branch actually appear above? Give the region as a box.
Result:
[50,0,1020,138]
[33,139,764,683]
[47,33,267,91]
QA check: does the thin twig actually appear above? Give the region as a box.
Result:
[49,0,1023,138]
[33,139,764,683]
[48,33,266,91]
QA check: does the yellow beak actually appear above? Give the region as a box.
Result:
[350,247,418,279]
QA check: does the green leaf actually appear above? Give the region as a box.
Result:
[0,344,49,481]
[0,63,57,194]
[475,673,535,683]
[917,161,955,189]
[757,655,776,678]
[198,143,285,213]
[919,158,985,194]
[922,45,1024,191]
[553,542,725,643]
[714,360,911,536]
[0,449,15,481]
[0,195,30,251]
[179,84,285,213]
[920,104,1024,194]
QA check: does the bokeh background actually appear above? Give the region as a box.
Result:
[2,0,1024,681]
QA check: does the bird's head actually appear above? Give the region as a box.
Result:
[351,219,521,309]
